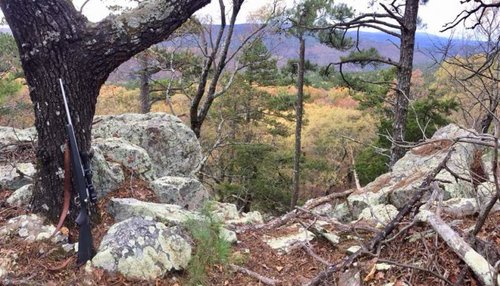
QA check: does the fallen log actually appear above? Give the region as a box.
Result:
[418,210,500,286]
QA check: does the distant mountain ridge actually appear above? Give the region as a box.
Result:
[0,24,477,81]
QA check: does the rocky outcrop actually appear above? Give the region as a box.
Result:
[150,176,209,210]
[92,217,191,280]
[92,113,202,178]
[330,124,499,223]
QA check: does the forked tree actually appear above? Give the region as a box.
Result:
[0,0,210,221]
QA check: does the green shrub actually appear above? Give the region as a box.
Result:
[184,203,230,285]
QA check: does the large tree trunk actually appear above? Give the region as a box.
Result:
[291,36,305,208]
[389,0,420,167]
[0,0,209,222]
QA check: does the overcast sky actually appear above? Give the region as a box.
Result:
[69,0,468,37]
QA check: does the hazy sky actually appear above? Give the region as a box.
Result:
[73,0,467,36]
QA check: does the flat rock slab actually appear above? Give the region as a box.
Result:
[150,176,209,210]
[262,223,315,254]
[108,198,199,225]
[92,217,191,280]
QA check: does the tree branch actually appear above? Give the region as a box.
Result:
[93,0,210,78]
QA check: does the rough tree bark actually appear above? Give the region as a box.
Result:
[291,35,305,208]
[0,0,210,222]
[389,0,420,166]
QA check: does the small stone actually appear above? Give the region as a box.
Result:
[322,233,340,245]
[346,245,361,254]
[18,228,29,237]
[375,263,392,271]
[62,243,74,253]
[36,232,51,241]
[220,228,237,244]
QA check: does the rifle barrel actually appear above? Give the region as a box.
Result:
[59,78,73,126]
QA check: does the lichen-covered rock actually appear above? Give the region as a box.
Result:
[150,176,209,210]
[0,163,35,190]
[91,147,125,198]
[331,202,351,222]
[0,127,36,153]
[93,138,154,180]
[92,217,191,280]
[262,224,314,253]
[6,184,33,207]
[347,191,387,218]
[92,113,202,177]
[357,204,398,228]
[225,210,264,225]
[0,214,67,243]
[211,202,240,221]
[108,198,199,225]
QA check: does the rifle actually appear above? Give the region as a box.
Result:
[59,78,96,266]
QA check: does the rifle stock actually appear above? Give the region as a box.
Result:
[59,79,95,266]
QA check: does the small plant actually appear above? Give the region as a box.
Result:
[185,203,230,285]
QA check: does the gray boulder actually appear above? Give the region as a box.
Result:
[92,113,202,177]
[150,176,209,210]
[6,184,33,207]
[91,147,125,198]
[92,217,191,280]
[93,138,154,180]
[0,163,35,190]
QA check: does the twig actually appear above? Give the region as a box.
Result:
[301,244,330,266]
[230,264,281,286]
